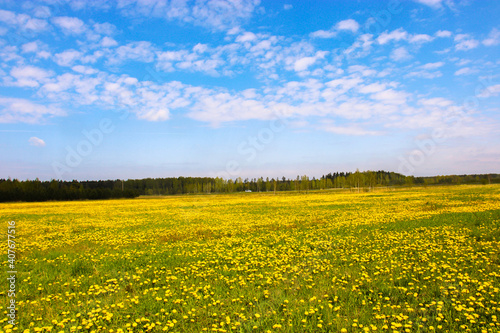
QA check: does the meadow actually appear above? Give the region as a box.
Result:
[1,185,500,333]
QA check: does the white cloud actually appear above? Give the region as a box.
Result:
[54,49,83,67]
[419,97,454,108]
[188,79,398,126]
[454,34,479,51]
[1,4,495,140]
[183,59,224,76]
[66,0,112,11]
[32,6,51,19]
[100,36,118,47]
[24,17,49,31]
[483,28,500,46]
[347,65,376,77]
[406,70,442,79]
[0,9,17,25]
[455,39,479,51]
[35,70,192,122]
[292,51,327,72]
[189,93,271,124]
[156,48,225,76]
[390,47,411,61]
[284,4,293,10]
[156,50,189,72]
[72,65,99,75]
[113,41,156,63]
[21,40,51,59]
[420,62,444,70]
[409,34,434,44]
[389,98,480,133]
[293,56,316,72]
[310,29,336,39]
[454,67,477,76]
[117,0,260,31]
[336,19,359,33]
[377,28,408,44]
[0,9,48,31]
[413,0,443,9]
[435,30,452,38]
[182,76,418,127]
[192,0,261,31]
[236,31,257,43]
[81,50,105,64]
[0,44,22,63]
[29,136,46,147]
[99,31,277,78]
[478,84,500,98]
[38,51,51,59]
[9,65,53,87]
[434,47,451,55]
[311,19,360,40]
[136,108,170,121]
[193,43,208,53]
[0,97,65,123]
[406,62,444,79]
[358,83,386,94]
[311,19,359,39]
[326,77,363,91]
[41,73,80,94]
[20,40,50,59]
[93,22,117,35]
[21,41,39,53]
[455,58,471,66]
[371,89,409,104]
[23,58,493,141]
[343,34,373,59]
[52,16,87,34]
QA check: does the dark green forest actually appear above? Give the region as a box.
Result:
[0,171,498,202]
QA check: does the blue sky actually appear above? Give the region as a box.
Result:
[0,0,499,181]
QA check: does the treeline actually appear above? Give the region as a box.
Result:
[117,171,411,195]
[125,171,499,195]
[0,171,498,202]
[0,179,139,202]
[418,174,499,185]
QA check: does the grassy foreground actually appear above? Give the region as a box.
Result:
[1,185,500,333]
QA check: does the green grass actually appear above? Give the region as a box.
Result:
[0,185,499,332]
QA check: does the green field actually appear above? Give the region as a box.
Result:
[1,185,500,332]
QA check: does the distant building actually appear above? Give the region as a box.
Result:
[245,190,252,192]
